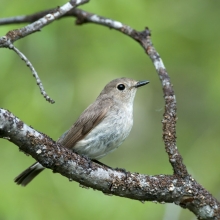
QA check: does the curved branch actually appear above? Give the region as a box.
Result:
[0,1,89,43]
[0,5,219,220]
[0,7,187,177]
[71,10,187,177]
[0,1,89,104]
[0,108,219,219]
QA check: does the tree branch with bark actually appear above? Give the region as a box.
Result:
[0,1,219,219]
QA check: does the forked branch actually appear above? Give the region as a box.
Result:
[0,3,219,219]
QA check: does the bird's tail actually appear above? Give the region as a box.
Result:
[14,162,44,186]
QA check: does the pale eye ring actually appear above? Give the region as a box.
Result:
[117,84,125,91]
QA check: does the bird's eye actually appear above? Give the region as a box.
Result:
[117,84,125,91]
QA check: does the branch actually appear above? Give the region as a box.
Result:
[0,108,219,219]
[0,1,89,104]
[0,1,89,43]
[71,10,186,177]
[11,45,55,103]
[0,7,186,177]
[0,5,219,219]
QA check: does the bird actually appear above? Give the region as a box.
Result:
[14,77,149,186]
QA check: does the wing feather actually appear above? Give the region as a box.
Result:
[57,96,112,149]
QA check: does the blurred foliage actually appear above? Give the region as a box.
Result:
[0,0,220,219]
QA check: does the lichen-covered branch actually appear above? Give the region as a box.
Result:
[0,1,89,104]
[0,4,219,219]
[0,108,219,219]
[71,10,187,177]
[0,7,187,177]
[0,1,89,44]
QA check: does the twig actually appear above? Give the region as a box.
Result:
[1,1,89,43]
[11,45,55,103]
[0,1,89,103]
[0,9,55,25]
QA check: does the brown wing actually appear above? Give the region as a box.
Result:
[57,96,112,149]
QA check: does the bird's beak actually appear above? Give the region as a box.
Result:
[135,80,149,88]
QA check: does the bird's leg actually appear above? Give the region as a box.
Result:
[92,159,113,169]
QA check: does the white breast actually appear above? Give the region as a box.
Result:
[73,103,133,159]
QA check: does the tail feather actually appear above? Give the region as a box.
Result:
[14,162,45,186]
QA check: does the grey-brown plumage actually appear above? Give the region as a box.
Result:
[14,78,149,186]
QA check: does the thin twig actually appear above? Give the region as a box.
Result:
[0,0,89,103]
[2,1,89,43]
[11,45,55,103]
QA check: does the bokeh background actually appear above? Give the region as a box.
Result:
[0,0,220,219]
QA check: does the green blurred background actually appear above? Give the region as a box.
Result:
[0,0,220,219]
